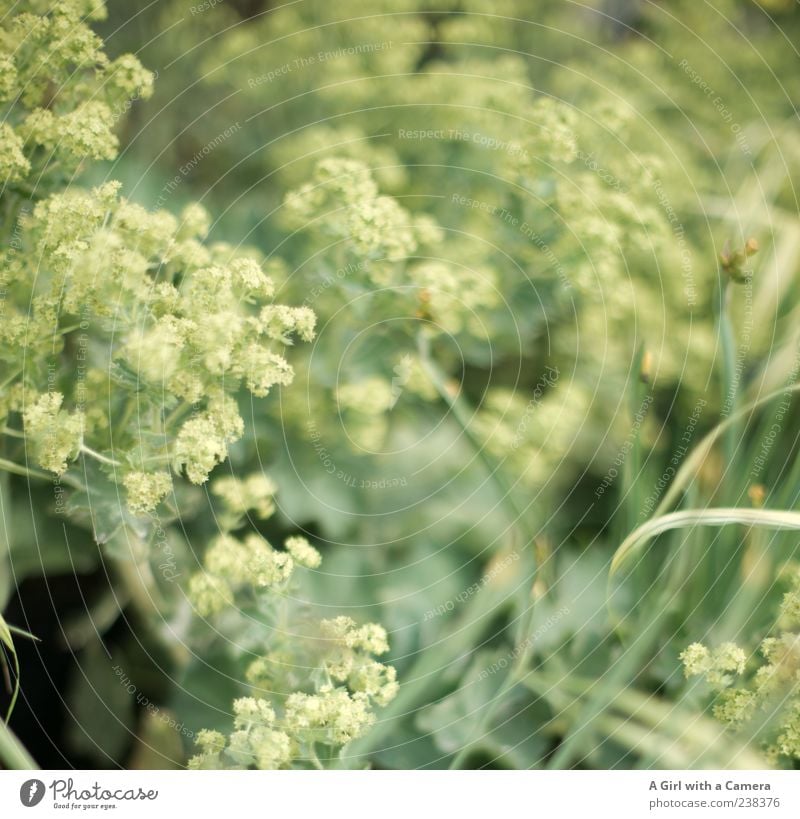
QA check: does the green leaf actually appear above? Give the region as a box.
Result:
[65,642,135,763]
[0,611,21,722]
[66,461,147,547]
[415,652,547,768]
[170,650,243,739]
[7,493,98,580]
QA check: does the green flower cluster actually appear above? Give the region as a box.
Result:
[190,623,398,769]
[0,4,316,502]
[681,570,800,764]
[190,473,316,606]
[0,0,153,182]
[0,1,396,770]
[185,477,397,768]
[4,172,314,492]
[137,0,747,506]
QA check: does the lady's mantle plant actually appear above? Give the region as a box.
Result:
[681,568,800,765]
[0,0,396,768]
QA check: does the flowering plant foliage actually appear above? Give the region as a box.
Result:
[0,0,396,769]
[682,569,800,764]
[3,0,800,773]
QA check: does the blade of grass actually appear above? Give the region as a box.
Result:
[551,507,800,768]
[526,673,766,769]
[0,720,37,769]
[0,613,20,722]
[621,345,649,532]
[655,382,800,517]
[610,507,800,579]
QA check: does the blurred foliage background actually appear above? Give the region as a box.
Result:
[4,0,800,770]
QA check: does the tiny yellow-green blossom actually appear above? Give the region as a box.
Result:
[23,392,84,474]
[682,573,800,765]
[0,55,17,102]
[178,202,211,240]
[204,534,251,585]
[114,200,177,257]
[123,471,172,515]
[757,633,800,690]
[195,698,293,769]
[233,696,276,727]
[239,346,294,397]
[713,688,757,728]
[680,641,745,687]
[774,701,800,760]
[0,1,375,775]
[174,413,240,484]
[23,101,118,162]
[348,622,390,655]
[252,730,293,769]
[229,258,275,297]
[711,642,748,683]
[246,534,294,587]
[199,532,294,597]
[0,123,30,181]
[187,729,227,769]
[284,687,375,745]
[779,580,800,626]
[337,377,395,416]
[122,319,184,383]
[681,643,710,676]
[284,535,321,569]
[259,305,317,343]
[104,54,154,102]
[283,158,419,264]
[196,606,397,767]
[349,660,399,706]
[187,572,233,618]
[320,616,390,655]
[212,473,278,519]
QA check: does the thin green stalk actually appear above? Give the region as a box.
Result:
[776,429,800,510]
[114,559,189,668]
[546,589,674,768]
[163,402,191,432]
[655,381,800,517]
[416,331,539,551]
[448,598,536,770]
[0,369,22,392]
[308,743,324,770]
[718,279,739,479]
[551,507,800,768]
[117,397,137,431]
[527,672,765,769]
[80,445,122,468]
[620,345,651,602]
[623,345,649,537]
[0,457,84,490]
[0,458,53,482]
[396,330,541,770]
[715,276,745,605]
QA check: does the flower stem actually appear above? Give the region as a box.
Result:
[80,445,122,468]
